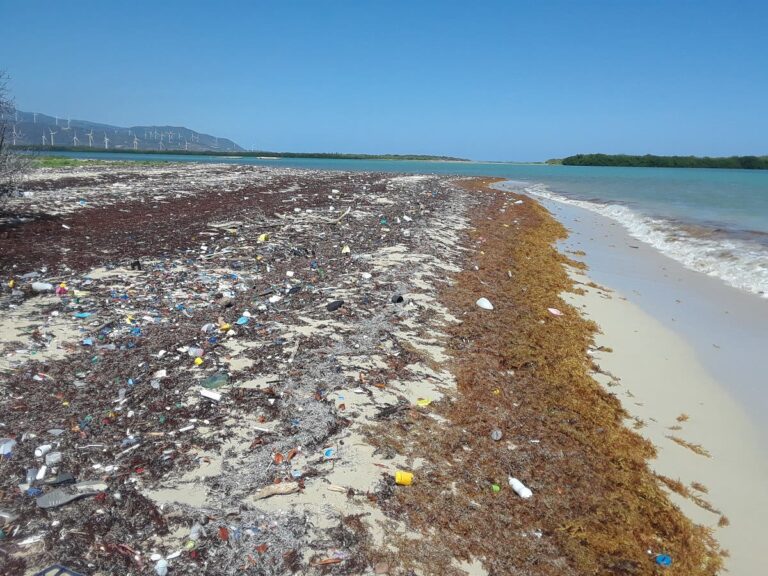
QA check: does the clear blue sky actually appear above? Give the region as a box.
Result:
[2,0,766,160]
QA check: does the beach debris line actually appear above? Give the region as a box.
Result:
[0,165,726,575]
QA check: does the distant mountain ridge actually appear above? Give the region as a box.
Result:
[2,110,243,152]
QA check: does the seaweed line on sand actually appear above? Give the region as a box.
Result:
[364,177,724,575]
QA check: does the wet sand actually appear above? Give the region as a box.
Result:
[517,187,768,575]
[536,192,768,446]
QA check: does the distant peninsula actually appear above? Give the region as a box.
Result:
[548,153,768,170]
[17,145,469,162]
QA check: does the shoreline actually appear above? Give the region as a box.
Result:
[0,165,734,574]
[526,189,768,446]
[566,277,768,575]
[506,182,768,574]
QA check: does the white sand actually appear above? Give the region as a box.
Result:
[528,190,768,576]
[568,280,768,575]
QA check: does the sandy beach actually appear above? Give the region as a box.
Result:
[507,183,768,575]
[0,163,737,575]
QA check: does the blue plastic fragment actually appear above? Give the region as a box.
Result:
[73,312,92,319]
[131,327,142,336]
[655,554,672,567]
[82,338,93,346]
[236,316,249,325]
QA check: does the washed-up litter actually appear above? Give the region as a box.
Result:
[33,565,85,576]
[548,307,563,316]
[654,554,673,567]
[476,297,494,310]
[36,481,107,509]
[253,482,300,500]
[0,163,470,575]
[395,470,414,486]
[508,476,533,499]
[200,389,222,401]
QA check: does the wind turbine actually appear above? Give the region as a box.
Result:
[42,132,47,145]
[184,138,189,151]
[133,135,139,150]
[62,118,71,131]
[73,132,80,146]
[11,125,19,146]
[86,130,94,147]
[103,132,110,149]
[33,112,38,123]
[55,116,59,126]
[48,128,57,146]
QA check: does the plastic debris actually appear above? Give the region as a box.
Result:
[154,558,169,576]
[201,372,228,389]
[326,300,344,312]
[654,554,672,567]
[33,565,85,576]
[0,438,16,458]
[508,476,533,499]
[476,297,494,310]
[36,481,107,509]
[395,470,414,486]
[200,389,222,401]
[32,282,54,292]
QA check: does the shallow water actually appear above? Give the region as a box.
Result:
[41,151,768,296]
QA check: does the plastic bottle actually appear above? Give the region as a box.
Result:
[32,282,54,293]
[508,476,533,499]
[154,559,168,576]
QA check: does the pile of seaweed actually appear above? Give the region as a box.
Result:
[366,178,723,575]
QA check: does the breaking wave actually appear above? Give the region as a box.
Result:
[521,183,768,298]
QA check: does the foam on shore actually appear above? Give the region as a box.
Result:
[515,182,768,297]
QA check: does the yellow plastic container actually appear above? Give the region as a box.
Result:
[395,470,413,486]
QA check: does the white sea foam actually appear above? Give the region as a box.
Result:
[519,182,768,297]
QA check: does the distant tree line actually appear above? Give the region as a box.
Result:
[557,153,768,169]
[15,145,469,163]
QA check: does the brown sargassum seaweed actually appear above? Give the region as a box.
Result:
[366,178,723,575]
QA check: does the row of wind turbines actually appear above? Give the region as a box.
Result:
[2,109,211,151]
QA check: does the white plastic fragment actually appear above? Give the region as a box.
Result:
[476,297,494,310]
[32,282,54,292]
[548,308,563,316]
[508,476,533,499]
[200,389,222,402]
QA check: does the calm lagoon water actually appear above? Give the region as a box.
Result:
[43,151,768,296]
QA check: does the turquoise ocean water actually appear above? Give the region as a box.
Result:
[43,151,768,296]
